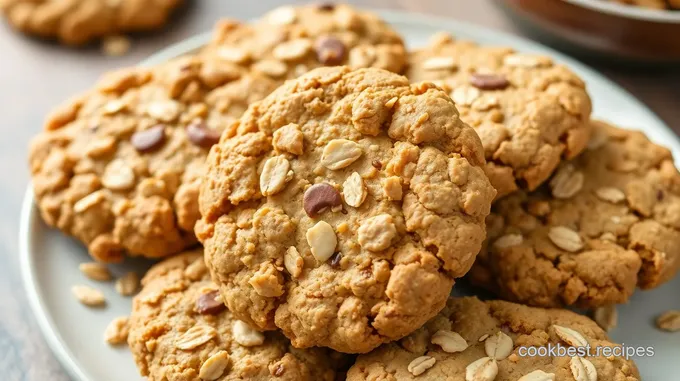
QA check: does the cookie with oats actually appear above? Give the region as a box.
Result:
[347,296,640,381]
[196,66,496,353]
[203,3,407,80]
[128,250,349,381]
[407,33,593,199]
[469,121,680,308]
[28,55,278,262]
[0,0,181,45]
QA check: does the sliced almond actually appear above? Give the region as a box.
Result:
[343,172,367,208]
[199,350,230,380]
[595,187,625,203]
[115,272,139,296]
[656,310,680,332]
[85,136,117,157]
[284,246,304,278]
[253,60,288,78]
[72,285,106,307]
[79,262,112,281]
[407,356,436,376]
[260,156,292,196]
[593,305,618,331]
[321,139,363,170]
[175,325,217,350]
[484,331,513,360]
[74,190,109,214]
[550,165,584,199]
[384,97,398,109]
[422,56,457,71]
[431,330,468,353]
[273,38,312,61]
[493,234,523,249]
[553,325,588,347]
[569,356,597,381]
[517,370,556,381]
[217,46,250,64]
[465,357,498,381]
[306,221,337,263]
[548,226,584,252]
[104,316,129,345]
[233,320,265,347]
[503,54,551,68]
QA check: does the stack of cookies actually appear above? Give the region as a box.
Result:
[28,4,680,381]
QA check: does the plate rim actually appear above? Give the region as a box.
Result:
[19,9,679,381]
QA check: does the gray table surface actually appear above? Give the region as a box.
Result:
[1,0,678,379]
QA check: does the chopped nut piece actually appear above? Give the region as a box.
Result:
[553,325,588,347]
[115,272,139,296]
[79,262,112,281]
[595,187,626,203]
[104,316,129,345]
[569,356,597,381]
[321,139,363,170]
[451,86,481,106]
[72,285,106,307]
[493,234,522,249]
[484,331,513,360]
[465,357,498,381]
[233,320,265,347]
[284,246,304,278]
[102,159,135,190]
[423,56,457,71]
[518,370,556,381]
[343,172,367,208]
[260,156,292,196]
[306,221,337,263]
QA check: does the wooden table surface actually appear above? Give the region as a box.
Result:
[1,0,678,379]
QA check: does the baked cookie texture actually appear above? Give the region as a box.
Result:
[203,3,407,80]
[128,250,348,381]
[407,33,593,199]
[29,55,278,262]
[348,297,640,381]
[0,0,181,45]
[469,121,680,308]
[196,66,496,353]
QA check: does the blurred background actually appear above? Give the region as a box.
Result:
[0,0,678,379]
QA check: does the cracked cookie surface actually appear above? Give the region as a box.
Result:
[29,55,278,262]
[469,121,680,308]
[0,0,181,45]
[128,250,348,381]
[407,33,592,199]
[348,296,640,381]
[196,66,496,353]
[203,3,407,80]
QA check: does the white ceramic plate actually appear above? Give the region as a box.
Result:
[20,10,680,381]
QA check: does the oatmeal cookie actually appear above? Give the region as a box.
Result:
[348,296,640,381]
[469,121,680,308]
[203,3,407,80]
[29,55,278,262]
[196,66,496,353]
[128,250,348,381]
[407,33,592,199]
[0,0,181,45]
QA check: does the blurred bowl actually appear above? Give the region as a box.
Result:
[497,0,680,64]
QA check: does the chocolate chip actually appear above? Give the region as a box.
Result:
[186,121,221,148]
[303,183,342,217]
[131,125,166,153]
[372,160,382,169]
[469,73,510,90]
[329,252,342,268]
[318,3,335,11]
[314,36,346,66]
[195,290,226,315]
[657,190,664,201]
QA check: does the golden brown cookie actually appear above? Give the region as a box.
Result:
[0,0,181,45]
[196,66,496,353]
[469,121,680,308]
[348,296,640,381]
[128,250,349,381]
[407,33,593,199]
[28,55,278,262]
[203,3,407,80]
